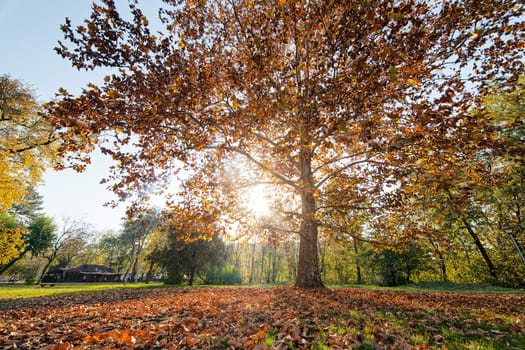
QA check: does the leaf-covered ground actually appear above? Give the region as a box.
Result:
[0,287,524,349]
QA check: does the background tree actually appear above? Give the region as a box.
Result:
[49,0,524,288]
[0,215,56,276]
[373,78,525,286]
[474,79,525,286]
[0,213,25,266]
[369,244,430,287]
[149,223,229,285]
[1,190,47,275]
[37,217,92,282]
[94,230,129,272]
[141,226,167,282]
[0,75,56,211]
[8,187,45,224]
[120,212,158,282]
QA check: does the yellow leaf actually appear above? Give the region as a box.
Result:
[107,89,119,98]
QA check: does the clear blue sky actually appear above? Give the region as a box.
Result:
[0,0,161,231]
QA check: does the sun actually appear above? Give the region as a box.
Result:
[246,185,271,217]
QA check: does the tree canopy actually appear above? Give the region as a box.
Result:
[48,0,524,287]
[0,75,57,211]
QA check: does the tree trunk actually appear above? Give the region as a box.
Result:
[318,239,327,281]
[188,265,195,286]
[353,240,362,285]
[131,257,139,282]
[438,253,448,282]
[260,244,266,283]
[249,242,256,284]
[507,232,525,266]
[38,251,58,284]
[271,247,279,283]
[461,218,497,279]
[295,149,324,288]
[123,247,136,284]
[296,217,323,288]
[145,260,155,283]
[285,241,297,282]
[428,238,448,282]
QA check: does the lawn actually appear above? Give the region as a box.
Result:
[337,281,525,295]
[1,285,524,349]
[0,282,163,299]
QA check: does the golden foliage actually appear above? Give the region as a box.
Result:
[0,75,57,211]
[0,216,25,265]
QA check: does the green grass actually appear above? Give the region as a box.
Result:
[0,282,163,299]
[440,324,525,350]
[2,281,522,300]
[394,282,525,294]
[333,281,525,294]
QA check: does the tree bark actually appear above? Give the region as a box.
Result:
[461,218,497,279]
[38,251,58,284]
[508,232,525,266]
[295,148,324,288]
[296,212,323,288]
[353,240,362,285]
[438,253,448,282]
[188,265,195,286]
[428,238,448,282]
[249,241,256,284]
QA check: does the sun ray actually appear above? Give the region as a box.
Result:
[247,185,271,217]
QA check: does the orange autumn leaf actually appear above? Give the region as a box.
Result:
[1,287,523,349]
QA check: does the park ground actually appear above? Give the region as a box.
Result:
[0,284,524,349]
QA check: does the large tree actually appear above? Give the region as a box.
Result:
[0,75,56,211]
[48,0,524,287]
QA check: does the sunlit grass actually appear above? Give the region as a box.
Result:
[0,282,163,299]
[334,282,525,294]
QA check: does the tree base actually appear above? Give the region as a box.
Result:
[294,273,325,289]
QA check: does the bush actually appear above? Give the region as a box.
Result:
[205,268,242,285]
[370,245,429,287]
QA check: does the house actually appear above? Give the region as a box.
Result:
[41,265,121,285]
